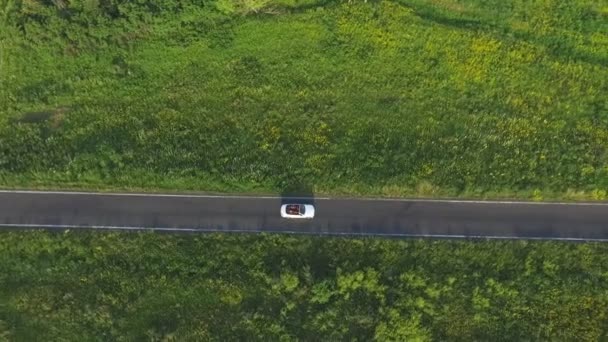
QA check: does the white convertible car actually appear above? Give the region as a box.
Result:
[280,204,315,219]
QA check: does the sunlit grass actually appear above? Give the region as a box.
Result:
[1,0,607,199]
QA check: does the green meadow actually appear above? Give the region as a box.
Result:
[1,0,607,198]
[1,231,607,340]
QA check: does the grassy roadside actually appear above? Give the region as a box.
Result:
[1,173,607,202]
[1,230,607,340]
[1,0,607,200]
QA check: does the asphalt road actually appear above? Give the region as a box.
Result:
[1,190,608,240]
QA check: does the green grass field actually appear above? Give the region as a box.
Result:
[1,0,607,199]
[1,231,607,340]
[1,3,606,339]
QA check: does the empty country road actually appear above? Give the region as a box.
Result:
[1,190,608,240]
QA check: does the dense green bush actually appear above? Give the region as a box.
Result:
[0,0,607,198]
[0,231,607,340]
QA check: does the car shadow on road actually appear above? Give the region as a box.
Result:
[279,180,315,206]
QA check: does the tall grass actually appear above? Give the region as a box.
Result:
[0,0,607,198]
[1,231,608,340]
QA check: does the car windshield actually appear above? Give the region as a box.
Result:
[300,205,306,214]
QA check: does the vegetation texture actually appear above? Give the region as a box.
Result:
[1,0,608,198]
[0,231,607,340]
